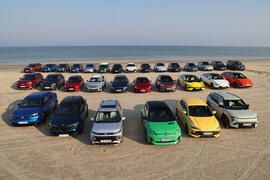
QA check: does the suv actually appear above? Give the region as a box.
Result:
[57,64,70,72]
[226,60,245,71]
[85,74,106,92]
[24,63,42,73]
[40,74,65,90]
[207,92,258,128]
[126,63,137,72]
[90,100,125,144]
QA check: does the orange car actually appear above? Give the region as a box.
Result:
[221,72,252,88]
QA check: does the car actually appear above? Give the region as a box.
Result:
[211,61,226,71]
[23,63,42,73]
[200,73,230,89]
[133,77,152,93]
[42,64,58,72]
[70,64,83,73]
[207,92,258,128]
[140,63,152,72]
[110,75,129,93]
[84,64,97,73]
[57,64,70,72]
[16,73,43,89]
[85,74,106,92]
[197,61,213,71]
[221,72,252,88]
[125,63,137,72]
[178,74,204,91]
[167,63,181,72]
[141,101,181,145]
[154,63,167,72]
[111,64,123,73]
[226,60,245,71]
[11,92,58,125]
[176,97,220,138]
[98,63,110,73]
[184,63,198,72]
[49,96,88,136]
[40,74,65,90]
[64,75,84,91]
[90,100,125,144]
[155,75,176,92]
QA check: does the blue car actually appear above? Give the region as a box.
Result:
[110,75,129,93]
[42,64,58,72]
[12,92,58,125]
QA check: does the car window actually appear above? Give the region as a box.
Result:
[20,98,43,107]
[188,106,213,117]
[224,99,248,110]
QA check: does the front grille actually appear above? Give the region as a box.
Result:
[94,136,118,141]
[193,131,219,136]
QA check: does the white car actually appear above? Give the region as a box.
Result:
[126,63,137,72]
[154,63,166,72]
[200,73,230,89]
[198,61,214,71]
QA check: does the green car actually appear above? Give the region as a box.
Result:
[141,101,181,145]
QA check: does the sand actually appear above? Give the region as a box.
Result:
[0,60,270,180]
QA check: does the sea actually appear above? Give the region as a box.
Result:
[0,46,270,63]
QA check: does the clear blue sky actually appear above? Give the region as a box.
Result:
[0,0,270,47]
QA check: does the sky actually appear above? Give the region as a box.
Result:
[0,0,270,47]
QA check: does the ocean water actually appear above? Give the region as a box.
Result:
[0,46,270,63]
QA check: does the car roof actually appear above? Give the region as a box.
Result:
[212,92,241,100]
[26,92,50,99]
[182,97,206,106]
[147,101,169,111]
[61,96,82,104]
[100,62,109,65]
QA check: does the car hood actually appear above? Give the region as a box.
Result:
[43,80,57,85]
[148,121,180,134]
[13,107,42,116]
[92,122,122,134]
[160,82,175,86]
[65,82,81,86]
[112,82,128,88]
[227,109,257,119]
[135,82,151,89]
[86,82,102,87]
[237,78,252,84]
[51,114,80,127]
[190,116,220,131]
[186,81,204,87]
[212,79,229,85]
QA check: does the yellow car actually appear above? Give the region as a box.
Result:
[178,74,204,91]
[176,97,220,138]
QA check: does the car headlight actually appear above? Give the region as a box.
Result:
[150,130,157,135]
[51,83,56,86]
[175,129,181,134]
[31,113,39,117]
[190,121,199,129]
[68,123,79,129]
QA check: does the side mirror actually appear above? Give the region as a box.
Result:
[122,117,126,121]
[90,117,94,121]
[218,102,224,108]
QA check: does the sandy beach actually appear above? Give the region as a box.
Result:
[0,60,270,180]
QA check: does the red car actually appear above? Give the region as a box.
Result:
[133,77,152,93]
[221,72,253,88]
[23,63,42,73]
[64,75,84,91]
[16,73,43,89]
[155,75,176,92]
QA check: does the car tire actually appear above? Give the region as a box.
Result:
[233,82,238,88]
[185,124,189,135]
[222,115,230,128]
[210,83,214,89]
[144,129,149,144]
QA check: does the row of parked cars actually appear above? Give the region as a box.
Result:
[11,92,258,145]
[23,60,246,74]
[16,71,253,92]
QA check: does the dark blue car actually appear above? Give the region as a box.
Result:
[70,64,83,73]
[110,75,129,93]
[12,92,58,125]
[42,64,58,72]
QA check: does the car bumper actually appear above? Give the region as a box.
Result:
[230,119,258,128]
[134,88,152,93]
[148,135,181,145]
[110,88,127,93]
[186,87,204,91]
[189,128,220,138]
[64,86,81,91]
[12,116,41,125]
[90,134,122,144]
[17,84,33,89]
[213,84,230,89]
[85,87,102,92]
[159,86,176,92]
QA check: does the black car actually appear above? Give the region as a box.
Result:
[140,63,152,72]
[226,60,245,71]
[57,64,70,72]
[111,64,123,73]
[167,63,181,72]
[40,74,65,90]
[70,64,83,73]
[110,75,129,93]
[184,63,198,72]
[49,96,88,136]
[211,61,226,70]
[42,64,58,72]
[98,63,110,73]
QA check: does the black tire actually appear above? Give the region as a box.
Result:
[185,124,189,135]
[222,115,230,128]
[144,129,149,144]
[233,82,238,88]
[210,83,214,89]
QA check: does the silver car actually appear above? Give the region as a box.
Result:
[198,61,213,71]
[85,74,106,92]
[90,100,125,144]
[84,64,96,73]
[207,92,258,128]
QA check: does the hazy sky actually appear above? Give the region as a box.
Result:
[0,0,270,47]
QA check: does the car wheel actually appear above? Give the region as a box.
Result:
[32,83,36,89]
[222,115,230,128]
[185,124,189,135]
[144,129,149,144]
[210,83,214,89]
[233,82,238,88]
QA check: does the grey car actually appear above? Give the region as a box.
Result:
[85,74,106,92]
[90,100,125,144]
[207,92,258,128]
[84,64,97,73]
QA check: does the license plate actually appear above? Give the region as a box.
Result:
[59,134,69,137]
[243,123,252,126]
[203,132,213,136]
[195,88,200,90]
[160,138,170,142]
[100,139,112,143]
[140,90,146,92]
[69,88,74,90]
[166,88,172,90]
[20,85,26,88]
[18,121,28,124]
[44,87,51,89]
[116,89,122,92]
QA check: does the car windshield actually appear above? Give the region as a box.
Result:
[20,98,43,107]
[100,65,108,68]
[233,61,242,65]
[136,77,149,83]
[184,75,200,82]
[72,64,81,68]
[56,103,80,115]
[89,77,101,82]
[29,64,36,67]
[45,64,55,67]
[95,111,121,123]
[224,100,248,110]
[142,64,150,68]
[215,61,223,65]
[233,73,246,79]
[67,77,81,83]
[58,64,66,68]
[127,64,135,67]
[170,63,179,67]
[21,75,35,80]
[187,63,195,66]
[160,76,173,82]
[114,77,127,83]
[209,74,223,80]
[45,75,58,81]
[157,63,165,66]
[189,106,213,117]
[86,64,94,68]
[113,64,122,68]
[149,109,174,122]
